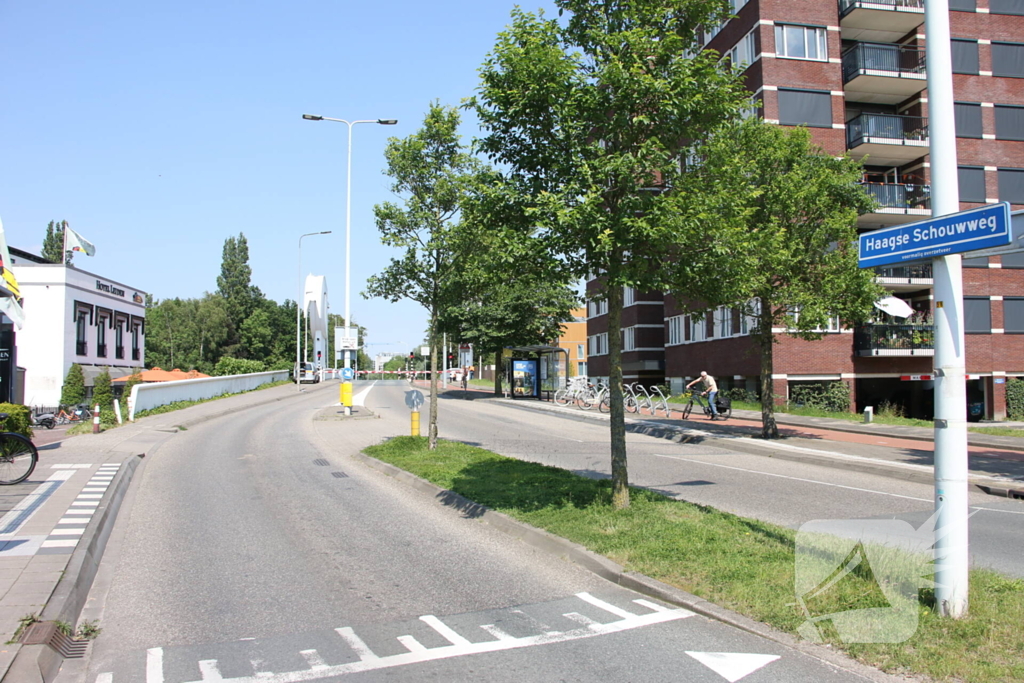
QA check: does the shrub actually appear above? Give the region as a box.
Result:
[789,381,851,413]
[726,387,758,403]
[92,369,113,420]
[1006,378,1024,420]
[0,403,33,438]
[60,364,86,407]
[213,357,265,376]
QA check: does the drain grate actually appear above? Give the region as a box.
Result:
[331,471,348,478]
[21,622,90,659]
[313,458,330,466]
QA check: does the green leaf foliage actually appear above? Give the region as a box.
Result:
[42,220,68,264]
[60,364,86,407]
[213,357,265,376]
[0,404,33,438]
[91,369,114,418]
[365,102,488,449]
[471,0,750,506]
[670,119,881,438]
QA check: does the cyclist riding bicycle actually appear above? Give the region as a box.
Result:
[686,371,720,420]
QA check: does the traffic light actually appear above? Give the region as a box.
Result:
[317,350,322,361]
[447,353,454,364]
[409,352,415,360]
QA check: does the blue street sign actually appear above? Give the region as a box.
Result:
[858,203,1012,269]
[341,367,355,381]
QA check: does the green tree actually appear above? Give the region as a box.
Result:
[366,102,486,450]
[60,364,86,406]
[442,218,578,395]
[213,357,265,376]
[92,369,114,419]
[672,119,880,438]
[472,0,749,507]
[42,220,68,264]
[216,233,261,354]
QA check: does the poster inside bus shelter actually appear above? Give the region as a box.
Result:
[512,360,538,398]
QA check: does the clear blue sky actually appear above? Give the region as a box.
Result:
[0,0,555,357]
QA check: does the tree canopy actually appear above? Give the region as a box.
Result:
[472,0,750,507]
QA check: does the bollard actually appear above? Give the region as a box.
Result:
[92,404,100,433]
[341,382,353,417]
[411,410,420,437]
[863,406,874,424]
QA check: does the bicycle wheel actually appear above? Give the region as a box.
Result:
[681,402,693,419]
[599,397,610,413]
[717,403,732,420]
[625,395,639,413]
[578,392,596,410]
[554,389,572,406]
[0,433,38,485]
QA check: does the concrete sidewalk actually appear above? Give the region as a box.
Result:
[0,380,327,682]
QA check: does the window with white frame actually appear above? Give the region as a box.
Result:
[667,315,684,345]
[623,327,636,351]
[587,299,609,317]
[691,315,707,342]
[774,24,827,61]
[727,30,757,70]
[599,300,608,315]
[588,333,609,356]
[577,343,585,359]
[624,287,636,307]
[729,0,749,10]
[717,306,732,338]
[789,306,841,332]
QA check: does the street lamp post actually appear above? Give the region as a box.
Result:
[302,114,396,413]
[297,231,331,391]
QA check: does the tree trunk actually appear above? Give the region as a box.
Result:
[494,349,502,396]
[428,314,440,450]
[606,270,630,509]
[757,296,779,439]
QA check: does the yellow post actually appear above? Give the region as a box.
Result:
[411,410,420,437]
[341,382,353,407]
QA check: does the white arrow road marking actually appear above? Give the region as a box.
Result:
[685,651,781,682]
[176,594,693,683]
[352,381,377,407]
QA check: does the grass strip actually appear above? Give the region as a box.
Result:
[365,436,1024,683]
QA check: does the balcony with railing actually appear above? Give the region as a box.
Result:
[76,341,87,356]
[854,323,934,357]
[839,0,925,43]
[842,43,926,104]
[859,182,931,225]
[846,113,928,166]
[97,343,107,358]
[132,348,141,361]
[873,264,933,291]
[115,346,125,360]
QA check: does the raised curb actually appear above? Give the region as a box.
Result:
[5,453,144,683]
[349,449,911,683]
[497,398,1024,498]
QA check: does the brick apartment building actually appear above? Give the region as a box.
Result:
[587,0,1024,420]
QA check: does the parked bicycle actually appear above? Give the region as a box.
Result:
[56,405,92,425]
[0,413,39,485]
[680,389,732,420]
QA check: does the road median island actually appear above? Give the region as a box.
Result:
[362,436,1024,683]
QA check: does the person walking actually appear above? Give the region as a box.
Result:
[686,371,719,420]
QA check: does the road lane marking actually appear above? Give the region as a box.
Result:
[420,615,471,646]
[634,599,670,612]
[299,650,327,670]
[95,674,113,683]
[173,595,694,683]
[652,453,933,502]
[147,647,164,683]
[576,592,640,620]
[397,635,427,652]
[563,612,599,627]
[686,651,780,682]
[0,471,74,535]
[479,624,514,641]
[334,627,378,661]
[352,381,377,407]
[198,659,224,680]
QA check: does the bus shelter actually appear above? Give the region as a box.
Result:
[503,345,569,400]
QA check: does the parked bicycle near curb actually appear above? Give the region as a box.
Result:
[0,413,39,485]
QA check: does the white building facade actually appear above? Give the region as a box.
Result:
[12,253,146,408]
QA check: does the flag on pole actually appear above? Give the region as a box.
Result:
[0,216,25,328]
[65,226,96,256]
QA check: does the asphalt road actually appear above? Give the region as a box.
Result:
[425,387,1024,579]
[73,381,879,683]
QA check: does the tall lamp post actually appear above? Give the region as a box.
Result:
[301,115,397,385]
[297,231,331,390]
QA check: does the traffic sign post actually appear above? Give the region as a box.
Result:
[341,367,355,381]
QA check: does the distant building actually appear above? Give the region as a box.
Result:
[588,1,1024,419]
[557,307,589,378]
[11,249,146,407]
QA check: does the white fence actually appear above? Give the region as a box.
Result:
[127,370,290,421]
